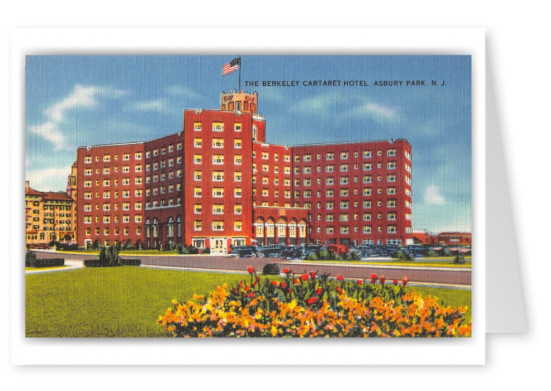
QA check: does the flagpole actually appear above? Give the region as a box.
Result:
[238,55,242,92]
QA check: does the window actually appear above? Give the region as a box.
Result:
[387,161,397,170]
[212,171,224,182]
[122,166,130,173]
[135,202,142,210]
[234,123,242,132]
[340,189,349,197]
[284,155,290,162]
[387,226,397,233]
[340,201,349,209]
[387,149,396,157]
[387,213,397,221]
[234,188,242,198]
[340,213,349,222]
[234,221,242,231]
[340,164,348,172]
[84,156,92,164]
[194,221,202,231]
[263,164,269,173]
[135,165,142,173]
[340,152,348,160]
[194,122,202,131]
[213,205,224,215]
[340,176,349,185]
[135,152,142,160]
[363,162,372,171]
[326,189,334,197]
[387,200,397,208]
[303,166,311,174]
[212,138,224,148]
[303,154,312,162]
[234,204,242,215]
[363,200,372,209]
[213,188,224,198]
[194,138,202,147]
[326,227,334,234]
[234,155,242,165]
[103,179,110,187]
[103,204,111,211]
[103,154,111,162]
[123,153,130,161]
[262,177,269,185]
[213,155,224,165]
[212,221,224,231]
[84,180,92,187]
[405,200,412,209]
[387,174,397,182]
[326,201,334,210]
[340,226,349,234]
[326,153,334,160]
[262,152,269,160]
[234,172,242,182]
[194,188,202,198]
[234,139,242,149]
[194,155,202,164]
[194,171,202,181]
[284,167,291,175]
[84,192,92,200]
[405,175,412,185]
[212,122,224,132]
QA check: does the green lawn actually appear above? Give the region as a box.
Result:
[26,267,471,337]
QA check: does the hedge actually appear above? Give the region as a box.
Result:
[84,258,141,267]
[28,258,65,268]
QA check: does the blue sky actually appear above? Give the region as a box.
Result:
[25,55,471,233]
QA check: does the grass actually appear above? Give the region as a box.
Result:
[26,267,471,337]
[25,266,70,271]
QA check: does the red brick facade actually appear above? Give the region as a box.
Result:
[71,91,413,252]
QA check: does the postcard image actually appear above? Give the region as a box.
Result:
[24,55,472,338]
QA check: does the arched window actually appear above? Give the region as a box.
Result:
[153,218,158,238]
[176,216,182,237]
[145,219,151,238]
[167,217,174,238]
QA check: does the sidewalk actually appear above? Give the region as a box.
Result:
[25,259,84,275]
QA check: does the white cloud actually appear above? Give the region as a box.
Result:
[165,85,199,98]
[346,101,397,122]
[127,100,164,112]
[28,84,128,150]
[424,185,445,205]
[26,167,71,191]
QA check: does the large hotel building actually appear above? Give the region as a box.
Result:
[67,91,413,254]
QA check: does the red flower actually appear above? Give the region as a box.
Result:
[287,288,292,294]
[379,275,386,285]
[307,297,319,305]
[309,271,316,279]
[247,292,255,298]
[301,274,309,281]
[283,268,290,274]
[336,275,344,281]
[370,273,377,280]
[393,279,398,286]
[357,279,363,285]
[247,267,255,274]
[271,281,278,287]
[256,276,261,282]
[335,286,343,294]
[238,281,243,288]
[316,287,322,295]
[245,285,250,291]
[293,278,300,285]
[402,277,409,287]
[280,282,287,289]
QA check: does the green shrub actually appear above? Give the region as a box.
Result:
[393,249,415,261]
[425,250,438,257]
[454,253,466,264]
[29,258,65,268]
[25,250,37,267]
[262,263,280,275]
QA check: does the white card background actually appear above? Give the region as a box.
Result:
[9,27,486,366]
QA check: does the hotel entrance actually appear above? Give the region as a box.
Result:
[210,238,227,255]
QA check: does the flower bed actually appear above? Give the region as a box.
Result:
[158,268,471,338]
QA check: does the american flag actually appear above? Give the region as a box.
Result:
[222,57,240,76]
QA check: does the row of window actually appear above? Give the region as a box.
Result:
[193,204,243,215]
[84,152,143,164]
[293,149,401,163]
[146,170,182,184]
[85,226,141,236]
[194,188,242,198]
[253,164,291,175]
[146,184,181,197]
[194,171,242,182]
[193,122,241,133]
[146,157,182,171]
[84,190,142,200]
[193,154,243,165]
[146,198,181,209]
[255,151,291,162]
[84,214,142,224]
[312,212,399,222]
[293,162,407,174]
[193,221,243,232]
[253,177,290,186]
[194,138,243,149]
[146,143,182,158]
[84,202,142,212]
[315,225,399,234]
